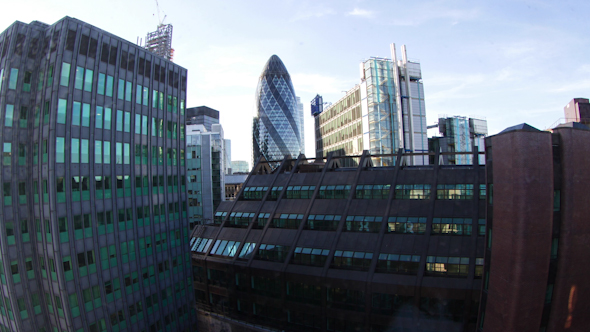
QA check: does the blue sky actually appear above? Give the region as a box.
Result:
[2,0,589,164]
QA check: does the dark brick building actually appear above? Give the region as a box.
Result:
[191,122,590,332]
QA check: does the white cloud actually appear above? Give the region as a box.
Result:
[291,4,336,21]
[347,8,374,18]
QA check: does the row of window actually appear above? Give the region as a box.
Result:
[56,63,186,114]
[192,239,484,277]
[241,183,486,201]
[210,211,485,235]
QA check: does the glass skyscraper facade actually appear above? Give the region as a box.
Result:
[0,17,193,331]
[315,44,428,166]
[252,55,304,166]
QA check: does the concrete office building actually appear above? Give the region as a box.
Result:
[314,44,428,166]
[190,121,590,331]
[252,55,304,166]
[0,17,193,331]
[186,123,225,227]
[430,116,488,165]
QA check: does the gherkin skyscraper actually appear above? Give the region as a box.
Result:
[252,55,303,165]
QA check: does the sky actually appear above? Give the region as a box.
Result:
[2,0,590,165]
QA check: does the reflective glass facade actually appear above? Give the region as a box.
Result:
[252,55,303,165]
[0,17,193,331]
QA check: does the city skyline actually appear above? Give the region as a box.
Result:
[2,0,589,162]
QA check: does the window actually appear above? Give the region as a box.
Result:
[55,137,65,163]
[270,213,303,229]
[74,66,84,90]
[118,79,124,99]
[242,186,268,200]
[436,184,474,200]
[355,184,391,199]
[344,215,382,232]
[425,256,469,277]
[13,144,26,168]
[255,244,289,262]
[93,141,102,164]
[103,141,111,164]
[104,107,112,130]
[125,81,132,101]
[305,214,340,231]
[72,101,81,126]
[23,71,32,92]
[432,218,472,236]
[57,99,67,124]
[5,104,14,127]
[97,73,105,95]
[226,212,255,227]
[395,184,431,199]
[81,103,90,126]
[8,68,18,89]
[124,111,130,132]
[105,75,113,97]
[292,247,329,267]
[84,69,93,92]
[116,110,123,131]
[209,240,241,257]
[71,138,79,163]
[18,182,26,204]
[331,250,373,270]
[376,254,421,274]
[285,185,316,199]
[60,62,71,86]
[387,217,427,234]
[318,185,351,199]
[3,142,11,165]
[19,106,27,128]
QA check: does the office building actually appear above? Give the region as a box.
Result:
[430,116,488,165]
[224,139,232,175]
[231,160,250,174]
[186,123,225,227]
[252,55,304,166]
[0,17,193,331]
[190,120,590,331]
[224,174,248,201]
[186,105,219,129]
[315,44,428,166]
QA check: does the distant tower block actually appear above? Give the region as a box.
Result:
[145,24,174,61]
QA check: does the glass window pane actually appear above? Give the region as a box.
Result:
[60,63,71,87]
[5,104,14,127]
[74,66,84,90]
[84,69,93,92]
[72,102,81,126]
[8,68,18,89]
[57,99,67,124]
[97,73,105,95]
[106,75,113,97]
[56,137,65,163]
[82,104,90,127]
[104,108,111,130]
[95,106,103,129]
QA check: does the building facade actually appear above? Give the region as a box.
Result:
[186,123,225,228]
[0,17,194,331]
[563,98,590,125]
[231,161,250,174]
[191,122,590,332]
[430,116,488,165]
[252,55,304,166]
[314,44,428,166]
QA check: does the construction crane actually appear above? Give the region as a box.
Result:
[146,0,174,61]
[154,0,167,26]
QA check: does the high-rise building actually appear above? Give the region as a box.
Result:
[296,96,305,155]
[186,123,225,227]
[314,44,428,166]
[145,24,174,61]
[224,138,232,174]
[186,106,219,129]
[252,55,304,166]
[190,121,590,332]
[430,116,488,165]
[0,17,193,331]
